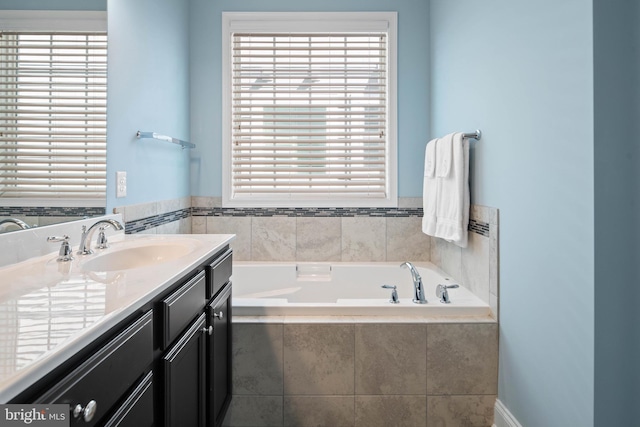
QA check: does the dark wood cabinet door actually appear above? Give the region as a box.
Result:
[163,313,207,427]
[35,311,153,427]
[103,371,154,427]
[208,283,232,427]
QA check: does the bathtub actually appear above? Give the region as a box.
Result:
[231,261,491,317]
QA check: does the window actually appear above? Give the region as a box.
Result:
[0,12,107,206]
[222,12,397,207]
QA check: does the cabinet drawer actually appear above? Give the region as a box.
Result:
[206,249,232,299]
[104,371,154,427]
[161,271,206,349]
[35,311,153,427]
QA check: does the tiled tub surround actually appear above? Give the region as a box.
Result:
[431,205,499,320]
[192,198,499,319]
[224,320,498,427]
[207,201,500,426]
[191,198,432,263]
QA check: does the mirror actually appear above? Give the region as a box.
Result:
[0,5,108,232]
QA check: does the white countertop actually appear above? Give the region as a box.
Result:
[0,233,234,403]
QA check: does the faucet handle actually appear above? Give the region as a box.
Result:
[381,284,399,304]
[436,284,459,304]
[96,226,109,249]
[47,235,74,262]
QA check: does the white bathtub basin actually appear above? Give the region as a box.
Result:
[232,262,491,317]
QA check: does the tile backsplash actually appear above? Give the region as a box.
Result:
[191,198,432,263]
[113,197,191,235]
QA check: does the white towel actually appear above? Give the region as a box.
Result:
[421,138,438,236]
[425,137,437,178]
[422,132,470,248]
[436,133,454,178]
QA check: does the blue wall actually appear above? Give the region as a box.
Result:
[106,0,191,210]
[637,6,640,413]
[0,0,105,10]
[430,1,594,426]
[189,0,430,198]
[593,0,640,425]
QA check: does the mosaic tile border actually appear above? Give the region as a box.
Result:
[191,207,489,236]
[0,206,105,217]
[191,206,424,218]
[125,208,190,234]
[126,206,490,237]
[468,219,490,237]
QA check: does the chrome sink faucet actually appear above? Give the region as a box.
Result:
[400,261,427,304]
[78,219,124,255]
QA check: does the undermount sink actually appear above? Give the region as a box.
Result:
[81,240,197,272]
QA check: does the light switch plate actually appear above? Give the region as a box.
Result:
[116,171,127,198]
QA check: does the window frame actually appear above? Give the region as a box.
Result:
[221,12,397,208]
[0,10,107,208]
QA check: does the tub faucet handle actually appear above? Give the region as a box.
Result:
[381,284,399,304]
[436,284,459,304]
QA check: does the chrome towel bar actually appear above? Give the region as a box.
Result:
[462,130,481,141]
[136,131,195,149]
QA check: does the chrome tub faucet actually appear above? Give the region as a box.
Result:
[78,219,124,255]
[400,261,427,304]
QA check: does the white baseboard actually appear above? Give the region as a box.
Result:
[493,399,523,427]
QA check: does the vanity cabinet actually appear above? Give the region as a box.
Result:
[160,247,233,427]
[9,245,233,427]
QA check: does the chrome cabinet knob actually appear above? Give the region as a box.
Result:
[202,326,213,335]
[214,311,224,320]
[73,400,97,422]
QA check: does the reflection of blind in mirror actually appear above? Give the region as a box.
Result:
[0,282,105,376]
[0,32,107,200]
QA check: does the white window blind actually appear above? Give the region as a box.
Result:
[0,31,107,201]
[228,25,393,206]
